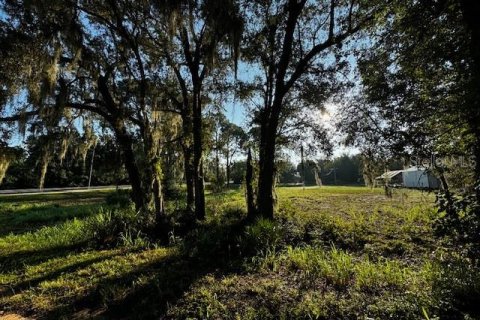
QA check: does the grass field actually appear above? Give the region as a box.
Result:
[0,186,478,319]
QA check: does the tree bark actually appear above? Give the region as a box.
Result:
[181,107,196,213]
[192,89,206,219]
[144,137,166,224]
[183,145,195,212]
[459,0,480,199]
[113,122,146,211]
[216,148,220,185]
[97,73,149,212]
[153,177,164,217]
[253,0,305,219]
[153,173,169,237]
[226,149,231,188]
[256,118,277,219]
[246,147,256,218]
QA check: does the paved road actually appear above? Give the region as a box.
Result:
[0,185,130,196]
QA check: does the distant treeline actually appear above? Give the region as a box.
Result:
[1,135,128,189]
[2,136,370,189]
[225,154,379,186]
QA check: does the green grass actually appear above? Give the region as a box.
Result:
[0,186,478,319]
[0,190,108,236]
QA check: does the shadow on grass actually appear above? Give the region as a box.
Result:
[0,243,90,274]
[1,249,124,297]
[41,253,206,319]
[8,217,251,319]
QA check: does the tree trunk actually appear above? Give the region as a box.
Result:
[246,147,256,218]
[183,146,195,212]
[145,143,166,223]
[460,0,480,200]
[98,74,148,213]
[438,168,451,196]
[470,129,480,200]
[256,121,277,219]
[215,149,220,185]
[192,91,206,220]
[153,177,164,218]
[113,121,146,212]
[153,173,169,238]
[181,109,195,213]
[226,150,230,188]
[38,155,49,190]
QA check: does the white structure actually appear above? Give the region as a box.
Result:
[376,167,440,189]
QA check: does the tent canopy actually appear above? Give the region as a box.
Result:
[375,167,440,189]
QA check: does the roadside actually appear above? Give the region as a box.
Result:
[0,185,130,196]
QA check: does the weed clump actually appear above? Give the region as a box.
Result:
[83,207,151,249]
[105,189,132,208]
[241,218,285,256]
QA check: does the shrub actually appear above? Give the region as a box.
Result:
[180,214,283,264]
[434,185,480,264]
[180,218,244,262]
[105,189,132,208]
[83,207,142,247]
[209,175,226,193]
[241,218,284,256]
[120,229,153,250]
[431,255,480,319]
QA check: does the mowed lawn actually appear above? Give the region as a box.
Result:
[0,187,475,319]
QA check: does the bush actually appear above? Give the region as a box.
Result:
[432,255,480,319]
[119,229,153,249]
[180,217,245,262]
[241,218,284,256]
[209,175,226,193]
[180,213,282,264]
[83,207,143,248]
[434,185,480,263]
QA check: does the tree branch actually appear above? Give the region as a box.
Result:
[68,102,113,122]
[0,111,38,122]
[284,15,373,93]
[329,0,335,40]
[274,0,308,98]
[181,26,195,72]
